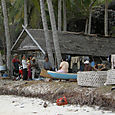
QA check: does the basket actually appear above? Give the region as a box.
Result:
[105,69,115,85]
[77,71,107,87]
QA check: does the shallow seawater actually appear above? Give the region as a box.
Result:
[0,95,114,115]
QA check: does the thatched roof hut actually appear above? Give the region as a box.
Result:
[11,27,115,57]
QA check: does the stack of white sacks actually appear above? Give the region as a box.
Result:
[105,54,115,85]
[105,69,115,85]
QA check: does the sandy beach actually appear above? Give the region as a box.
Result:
[0,79,115,111]
[0,95,114,115]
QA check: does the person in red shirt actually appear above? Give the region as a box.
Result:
[12,54,20,78]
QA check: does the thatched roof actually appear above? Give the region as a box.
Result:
[12,28,115,57]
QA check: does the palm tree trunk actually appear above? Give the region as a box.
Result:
[40,0,54,67]
[85,18,88,34]
[0,52,3,76]
[63,0,67,31]
[24,0,28,26]
[88,8,92,35]
[105,0,108,36]
[1,0,11,75]
[47,0,62,67]
[58,0,62,31]
[0,52,3,66]
[88,0,96,35]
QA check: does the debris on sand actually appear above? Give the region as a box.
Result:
[0,79,115,111]
[43,102,48,108]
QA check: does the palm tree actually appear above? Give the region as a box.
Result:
[0,51,3,76]
[58,0,62,31]
[63,0,67,31]
[0,52,3,66]
[1,0,11,75]
[88,8,92,35]
[85,19,88,34]
[24,0,28,26]
[105,0,108,36]
[47,0,62,67]
[40,0,54,67]
[88,0,97,35]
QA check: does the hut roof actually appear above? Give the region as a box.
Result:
[11,27,115,57]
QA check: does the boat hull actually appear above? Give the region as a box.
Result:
[40,69,77,80]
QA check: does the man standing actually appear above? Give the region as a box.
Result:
[12,54,20,79]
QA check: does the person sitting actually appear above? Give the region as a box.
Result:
[57,58,69,73]
[84,60,92,71]
[93,61,109,71]
[43,56,52,70]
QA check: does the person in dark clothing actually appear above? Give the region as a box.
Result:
[43,57,52,70]
[12,54,20,78]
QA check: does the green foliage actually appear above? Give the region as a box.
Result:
[31,0,40,12]
[0,0,114,37]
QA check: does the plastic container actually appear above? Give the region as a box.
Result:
[0,66,6,71]
[2,73,8,77]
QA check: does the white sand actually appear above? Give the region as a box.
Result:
[0,95,114,115]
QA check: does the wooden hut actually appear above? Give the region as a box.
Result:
[11,26,115,69]
[11,26,115,56]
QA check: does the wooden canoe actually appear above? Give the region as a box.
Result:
[40,69,77,80]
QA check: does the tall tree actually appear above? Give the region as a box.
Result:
[1,0,11,75]
[40,0,54,67]
[88,8,92,34]
[58,0,62,31]
[88,0,96,35]
[63,0,67,31]
[24,0,28,26]
[47,0,62,67]
[0,52,3,66]
[105,0,108,36]
[85,18,88,34]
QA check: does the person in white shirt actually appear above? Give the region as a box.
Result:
[111,55,115,69]
[57,58,69,73]
[22,55,28,80]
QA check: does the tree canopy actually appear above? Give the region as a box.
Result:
[0,0,114,45]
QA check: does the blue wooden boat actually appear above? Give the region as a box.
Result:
[40,69,77,80]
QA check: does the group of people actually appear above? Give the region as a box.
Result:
[43,56,69,73]
[83,59,110,71]
[12,54,69,80]
[12,53,110,81]
[12,54,38,80]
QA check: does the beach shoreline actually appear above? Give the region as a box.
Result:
[0,95,115,115]
[0,79,115,111]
